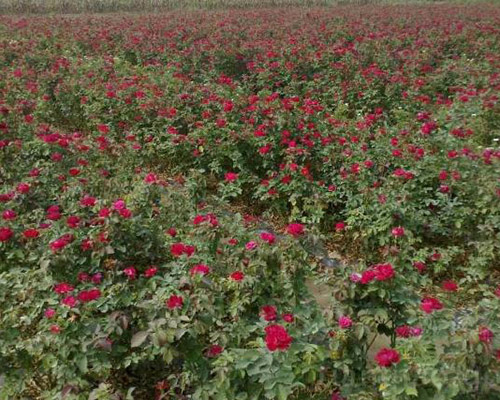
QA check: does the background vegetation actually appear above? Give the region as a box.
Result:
[0,0,494,14]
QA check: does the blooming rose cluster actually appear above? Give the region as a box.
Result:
[358,263,395,284]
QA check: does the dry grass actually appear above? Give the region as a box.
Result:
[0,0,490,14]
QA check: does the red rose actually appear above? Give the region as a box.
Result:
[391,226,405,237]
[50,325,61,334]
[81,238,93,251]
[123,267,137,280]
[16,182,30,194]
[23,228,40,239]
[77,288,101,303]
[479,327,494,343]
[282,313,294,323]
[265,325,292,351]
[338,316,352,329]
[259,232,276,244]
[49,234,74,253]
[441,280,458,292]
[413,261,426,273]
[360,269,376,284]
[430,252,441,261]
[166,227,177,237]
[286,223,305,237]
[119,208,132,218]
[375,348,400,367]
[66,215,81,228]
[80,195,97,207]
[420,297,443,314]
[374,263,395,281]
[78,272,90,282]
[144,173,158,184]
[331,392,345,400]
[184,245,195,256]
[206,344,223,357]
[91,273,102,284]
[0,227,13,242]
[335,222,346,232]
[439,185,450,194]
[190,264,210,276]
[2,210,16,221]
[166,295,183,310]
[54,282,74,294]
[395,325,419,338]
[261,305,277,321]
[144,267,158,278]
[229,271,244,281]
[61,296,77,308]
[224,172,238,182]
[245,241,258,250]
[99,208,111,218]
[170,243,186,257]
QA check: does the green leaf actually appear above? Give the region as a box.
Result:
[131,331,149,348]
[76,355,88,373]
[405,385,418,396]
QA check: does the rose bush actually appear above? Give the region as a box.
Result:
[0,5,500,399]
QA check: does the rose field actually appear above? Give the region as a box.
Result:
[0,4,500,399]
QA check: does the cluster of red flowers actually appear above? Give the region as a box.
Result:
[52,276,102,321]
[358,263,395,284]
[170,242,195,257]
[395,325,423,338]
[0,6,499,398]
